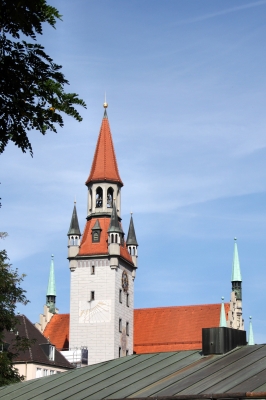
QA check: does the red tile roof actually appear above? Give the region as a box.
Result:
[43,303,230,353]
[86,115,123,186]
[134,303,230,353]
[43,314,70,351]
[78,217,133,264]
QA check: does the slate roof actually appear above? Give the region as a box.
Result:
[1,345,266,399]
[85,111,123,186]
[78,217,133,265]
[3,315,73,369]
[42,304,228,353]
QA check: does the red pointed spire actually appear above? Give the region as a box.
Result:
[86,110,123,186]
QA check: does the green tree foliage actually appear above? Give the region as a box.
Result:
[0,0,86,155]
[0,233,33,386]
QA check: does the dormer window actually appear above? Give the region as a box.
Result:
[92,219,101,243]
[93,231,99,242]
[49,345,55,361]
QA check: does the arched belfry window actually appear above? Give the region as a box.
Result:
[107,187,113,208]
[96,187,103,208]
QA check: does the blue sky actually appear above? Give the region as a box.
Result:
[1,0,266,343]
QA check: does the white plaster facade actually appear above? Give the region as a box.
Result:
[227,291,244,330]
[35,305,58,333]
[69,257,134,365]
[14,362,67,381]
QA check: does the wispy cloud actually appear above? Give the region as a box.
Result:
[178,1,266,24]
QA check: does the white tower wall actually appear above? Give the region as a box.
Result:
[69,257,134,365]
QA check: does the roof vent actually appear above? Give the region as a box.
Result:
[202,327,246,355]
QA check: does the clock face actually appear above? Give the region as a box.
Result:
[122,270,129,292]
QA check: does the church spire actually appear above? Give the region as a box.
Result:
[46,255,56,314]
[231,238,242,300]
[231,238,242,282]
[85,103,123,186]
[68,202,81,236]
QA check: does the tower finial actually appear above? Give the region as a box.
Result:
[103,93,108,109]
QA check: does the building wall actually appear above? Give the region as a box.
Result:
[69,257,134,365]
[14,363,68,381]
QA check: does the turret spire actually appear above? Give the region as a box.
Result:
[219,296,227,328]
[108,202,123,234]
[68,202,81,236]
[46,255,56,313]
[231,238,242,282]
[127,213,138,246]
[248,316,255,345]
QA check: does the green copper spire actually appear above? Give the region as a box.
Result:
[248,316,255,345]
[219,297,227,328]
[47,255,56,297]
[127,213,138,246]
[46,255,56,313]
[231,238,242,300]
[231,238,242,282]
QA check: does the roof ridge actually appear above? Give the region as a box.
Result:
[134,303,229,311]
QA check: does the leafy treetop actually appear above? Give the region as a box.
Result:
[0,0,86,156]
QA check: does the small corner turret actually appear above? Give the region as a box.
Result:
[228,238,244,330]
[126,213,138,269]
[67,201,81,262]
[108,202,123,269]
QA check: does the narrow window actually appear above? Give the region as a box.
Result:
[126,293,129,307]
[111,234,114,243]
[49,345,55,361]
[119,318,122,332]
[71,236,74,245]
[91,291,95,301]
[93,232,98,242]
[119,289,122,303]
[126,350,129,356]
[132,247,135,256]
[115,234,117,243]
[91,265,95,275]
[43,369,48,376]
[36,368,43,378]
[128,247,131,255]
[119,347,121,358]
[96,187,103,208]
[126,322,129,336]
[107,187,113,208]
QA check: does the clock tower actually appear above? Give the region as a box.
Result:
[68,103,137,365]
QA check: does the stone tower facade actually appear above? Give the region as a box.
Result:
[227,238,244,330]
[68,105,137,365]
